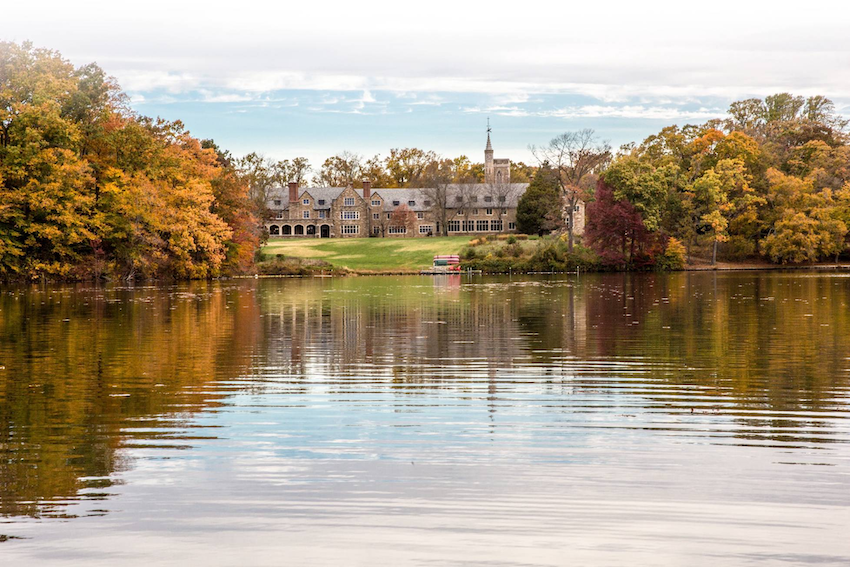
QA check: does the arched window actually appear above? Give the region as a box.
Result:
[496,170,503,182]
[294,225,304,235]
[282,225,292,235]
[269,225,280,235]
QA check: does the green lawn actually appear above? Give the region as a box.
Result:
[261,236,473,271]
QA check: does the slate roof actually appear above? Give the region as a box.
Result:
[266,183,529,210]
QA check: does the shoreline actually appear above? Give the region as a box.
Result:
[246,262,850,278]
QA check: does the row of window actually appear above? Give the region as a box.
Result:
[446,220,510,232]
[269,221,517,236]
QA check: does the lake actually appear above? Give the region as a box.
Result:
[1,272,849,566]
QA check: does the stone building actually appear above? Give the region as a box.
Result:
[265,128,584,238]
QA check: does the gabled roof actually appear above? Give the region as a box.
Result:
[266,183,530,210]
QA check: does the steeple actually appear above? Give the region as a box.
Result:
[484,118,494,183]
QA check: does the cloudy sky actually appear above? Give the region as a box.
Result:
[7,1,850,166]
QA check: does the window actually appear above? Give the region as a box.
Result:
[388,226,406,234]
[344,197,355,206]
[490,220,503,232]
[485,208,493,215]
[471,196,478,203]
[371,199,381,206]
[318,211,326,219]
[501,208,507,215]
[269,225,280,235]
[484,196,493,203]
[462,220,474,231]
[476,220,489,231]
[393,200,400,206]
[574,205,581,212]
[424,200,431,206]
[273,199,281,206]
[457,209,464,215]
[472,208,479,215]
[318,199,326,205]
[386,213,392,219]
[416,212,424,219]
[302,199,310,205]
[342,211,360,220]
[341,225,359,234]
[302,211,310,219]
[448,220,461,232]
[419,225,433,234]
[275,211,283,220]
[508,222,516,230]
[372,226,381,235]
[373,213,380,220]
[455,196,463,202]
[408,200,415,206]
[499,196,506,202]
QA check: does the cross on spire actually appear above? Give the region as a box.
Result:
[485,118,493,151]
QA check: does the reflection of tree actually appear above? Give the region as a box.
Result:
[0,281,261,518]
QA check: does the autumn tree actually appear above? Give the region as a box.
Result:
[315,151,362,187]
[388,203,416,235]
[385,147,437,187]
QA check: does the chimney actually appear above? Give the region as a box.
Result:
[288,181,298,203]
[362,180,371,200]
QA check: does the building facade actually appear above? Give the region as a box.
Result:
[265,129,584,238]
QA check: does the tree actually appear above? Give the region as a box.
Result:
[385,147,436,187]
[531,129,611,251]
[315,151,362,187]
[421,159,454,236]
[516,166,561,235]
[585,180,663,268]
[0,41,255,281]
[389,203,415,235]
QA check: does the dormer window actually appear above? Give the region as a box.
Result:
[371,199,381,206]
[424,200,431,206]
[471,196,478,202]
[302,199,310,205]
[455,196,463,202]
[484,196,493,203]
[408,200,415,206]
[499,196,506,202]
[273,199,281,206]
[318,199,326,205]
[344,197,355,206]
[393,200,400,206]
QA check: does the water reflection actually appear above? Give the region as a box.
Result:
[0,282,261,518]
[1,273,850,565]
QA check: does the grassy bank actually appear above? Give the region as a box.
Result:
[260,236,472,272]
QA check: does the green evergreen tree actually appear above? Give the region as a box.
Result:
[516,165,561,235]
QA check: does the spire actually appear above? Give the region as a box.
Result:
[485,118,493,151]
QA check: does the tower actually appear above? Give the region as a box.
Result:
[484,120,510,184]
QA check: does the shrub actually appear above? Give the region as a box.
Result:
[656,237,687,271]
[506,235,517,245]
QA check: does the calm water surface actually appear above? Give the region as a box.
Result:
[1,272,849,566]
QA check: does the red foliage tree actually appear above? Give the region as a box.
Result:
[585,180,665,268]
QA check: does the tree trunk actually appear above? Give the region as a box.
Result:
[712,239,718,266]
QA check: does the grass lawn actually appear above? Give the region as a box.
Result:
[261,236,473,271]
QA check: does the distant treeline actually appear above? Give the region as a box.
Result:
[586,95,850,266]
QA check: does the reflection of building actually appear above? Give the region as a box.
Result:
[265,128,529,238]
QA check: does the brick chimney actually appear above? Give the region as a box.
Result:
[288,181,298,203]
[362,180,371,200]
